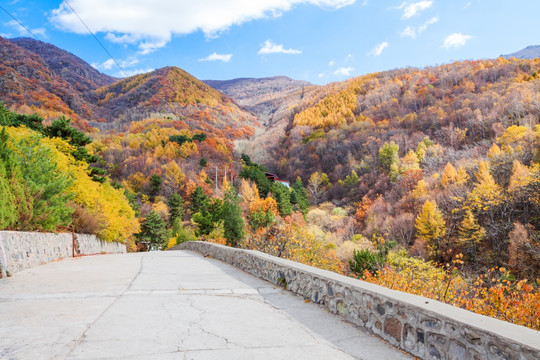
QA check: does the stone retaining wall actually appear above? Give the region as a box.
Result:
[0,231,126,277]
[175,241,540,360]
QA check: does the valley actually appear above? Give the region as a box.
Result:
[0,36,539,330]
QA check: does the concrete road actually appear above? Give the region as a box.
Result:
[0,251,412,360]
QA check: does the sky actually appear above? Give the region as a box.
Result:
[0,0,539,85]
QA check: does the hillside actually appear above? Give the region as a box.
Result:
[0,36,92,127]
[0,36,257,134]
[91,66,256,130]
[10,37,116,93]
[259,57,539,275]
[502,45,540,59]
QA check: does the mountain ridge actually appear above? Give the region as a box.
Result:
[0,36,92,126]
[10,37,117,93]
[502,45,540,59]
[0,36,256,132]
[204,76,314,125]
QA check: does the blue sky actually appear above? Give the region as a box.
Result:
[1,0,539,84]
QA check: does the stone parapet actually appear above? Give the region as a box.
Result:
[175,241,540,360]
[0,231,126,277]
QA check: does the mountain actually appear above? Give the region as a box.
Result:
[90,66,256,130]
[0,36,256,132]
[502,45,540,59]
[272,58,540,191]
[0,36,93,127]
[10,37,116,93]
[204,76,314,125]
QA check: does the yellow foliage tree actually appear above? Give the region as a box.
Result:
[239,179,259,213]
[455,165,469,185]
[508,160,530,192]
[466,161,504,211]
[441,162,458,187]
[411,179,428,199]
[401,150,420,172]
[415,200,447,259]
[152,201,170,220]
[497,125,529,147]
[458,209,486,263]
[163,161,185,191]
[36,133,140,246]
[487,143,502,160]
[250,197,279,216]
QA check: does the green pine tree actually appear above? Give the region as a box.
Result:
[149,174,162,199]
[192,198,223,236]
[239,154,272,197]
[138,211,168,250]
[13,136,73,231]
[379,141,399,172]
[271,182,292,216]
[291,177,309,215]
[168,192,184,226]
[0,162,16,229]
[248,209,275,230]
[190,186,208,214]
[222,185,245,247]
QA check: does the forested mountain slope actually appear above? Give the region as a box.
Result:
[90,66,256,129]
[0,36,93,128]
[10,37,116,93]
[267,57,539,276]
[0,36,257,133]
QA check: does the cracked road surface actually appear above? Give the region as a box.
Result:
[0,251,412,360]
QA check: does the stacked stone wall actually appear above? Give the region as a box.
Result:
[0,231,126,277]
[176,241,540,360]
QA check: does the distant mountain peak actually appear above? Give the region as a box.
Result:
[10,36,116,92]
[0,35,255,131]
[502,45,540,59]
[204,76,314,124]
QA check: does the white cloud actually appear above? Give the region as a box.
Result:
[443,33,472,49]
[199,52,232,62]
[318,73,326,78]
[258,40,301,55]
[401,1,432,19]
[104,33,139,44]
[92,58,115,70]
[51,0,356,54]
[400,16,438,39]
[400,26,416,39]
[418,16,438,33]
[361,0,368,5]
[5,19,46,38]
[92,56,140,71]
[334,67,354,76]
[368,41,388,56]
[464,2,471,9]
[328,60,335,66]
[345,53,353,62]
[138,39,168,55]
[117,68,154,77]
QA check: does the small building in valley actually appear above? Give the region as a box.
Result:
[265,172,290,188]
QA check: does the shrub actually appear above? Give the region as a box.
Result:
[349,248,384,277]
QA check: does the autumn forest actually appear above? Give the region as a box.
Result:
[0,37,539,330]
